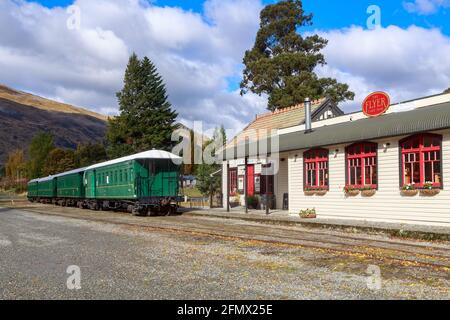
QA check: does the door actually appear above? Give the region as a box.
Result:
[247,165,255,196]
[90,171,96,198]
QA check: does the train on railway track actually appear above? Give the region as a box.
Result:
[27,150,182,216]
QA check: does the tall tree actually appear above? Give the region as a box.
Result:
[107,53,178,158]
[5,149,26,182]
[42,148,76,176]
[27,132,55,179]
[75,143,107,167]
[240,0,354,111]
[196,126,226,208]
[444,88,450,94]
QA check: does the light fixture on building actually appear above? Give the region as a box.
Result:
[334,149,339,157]
[383,142,391,152]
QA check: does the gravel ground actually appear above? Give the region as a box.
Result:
[0,205,449,299]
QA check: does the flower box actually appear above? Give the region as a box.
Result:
[315,190,328,196]
[400,189,419,197]
[344,189,360,197]
[361,189,376,197]
[304,190,316,196]
[420,189,440,197]
[300,208,316,219]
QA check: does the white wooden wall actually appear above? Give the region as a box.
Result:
[288,129,450,226]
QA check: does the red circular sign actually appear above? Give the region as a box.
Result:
[362,92,390,117]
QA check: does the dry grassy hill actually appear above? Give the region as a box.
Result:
[0,84,107,166]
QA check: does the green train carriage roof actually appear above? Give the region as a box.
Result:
[84,149,182,171]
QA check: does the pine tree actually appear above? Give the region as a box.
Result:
[107,54,178,158]
[240,0,354,111]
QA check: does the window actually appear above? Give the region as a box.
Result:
[400,134,442,188]
[346,142,378,188]
[304,148,329,189]
[124,169,128,182]
[229,168,237,195]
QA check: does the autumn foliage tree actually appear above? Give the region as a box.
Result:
[240,0,354,111]
[42,148,76,176]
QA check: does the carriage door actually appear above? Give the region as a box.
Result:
[90,171,97,197]
[247,165,255,196]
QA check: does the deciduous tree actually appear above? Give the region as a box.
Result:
[27,132,55,179]
[42,148,76,176]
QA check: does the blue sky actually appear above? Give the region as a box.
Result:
[29,0,450,35]
[4,0,449,133]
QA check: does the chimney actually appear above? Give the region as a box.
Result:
[304,97,312,133]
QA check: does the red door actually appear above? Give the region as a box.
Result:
[247,165,255,196]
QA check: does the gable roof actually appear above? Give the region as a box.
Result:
[229,98,334,145]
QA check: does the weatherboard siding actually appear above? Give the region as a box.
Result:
[288,129,450,226]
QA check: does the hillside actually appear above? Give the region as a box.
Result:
[0,84,107,166]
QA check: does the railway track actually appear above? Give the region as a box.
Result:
[3,204,450,273]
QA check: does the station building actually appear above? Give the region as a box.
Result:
[221,93,450,226]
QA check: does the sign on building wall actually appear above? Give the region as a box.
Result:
[237,165,245,176]
[238,177,244,191]
[362,91,390,117]
[255,164,262,175]
[255,176,261,193]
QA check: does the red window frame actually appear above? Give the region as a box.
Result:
[400,133,442,188]
[304,148,329,189]
[346,142,378,188]
[229,168,238,195]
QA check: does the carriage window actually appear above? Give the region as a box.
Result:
[124,169,128,182]
[346,142,378,188]
[304,148,329,189]
[401,134,442,187]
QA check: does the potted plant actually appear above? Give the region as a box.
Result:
[400,184,419,197]
[299,208,316,219]
[420,181,440,196]
[361,186,376,197]
[229,192,241,207]
[246,195,259,209]
[343,186,360,197]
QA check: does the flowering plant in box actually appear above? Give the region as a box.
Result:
[423,181,434,190]
[343,185,360,196]
[402,184,416,191]
[401,184,419,196]
[360,185,376,197]
[420,181,440,196]
[299,208,316,218]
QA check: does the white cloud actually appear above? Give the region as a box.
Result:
[1,0,450,136]
[403,0,450,15]
[0,0,264,134]
[315,25,450,112]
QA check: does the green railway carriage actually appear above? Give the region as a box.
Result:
[54,167,86,206]
[37,176,57,200]
[27,149,182,216]
[82,150,181,215]
[27,179,39,200]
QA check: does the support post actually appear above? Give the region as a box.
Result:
[244,156,248,213]
[226,162,230,212]
[265,164,269,215]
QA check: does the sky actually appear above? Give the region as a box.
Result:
[1,0,450,135]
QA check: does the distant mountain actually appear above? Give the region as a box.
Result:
[0,84,107,166]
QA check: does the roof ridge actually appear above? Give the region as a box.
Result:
[256,98,323,120]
